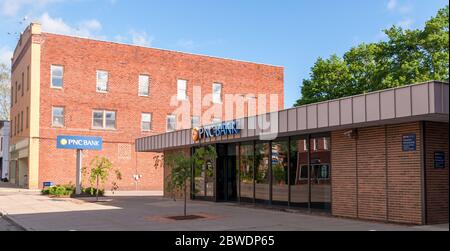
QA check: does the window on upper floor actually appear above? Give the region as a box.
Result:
[26,107,29,129]
[177,79,187,101]
[212,117,221,125]
[20,111,23,132]
[27,65,30,91]
[141,113,152,132]
[52,107,65,127]
[51,65,64,88]
[92,110,116,130]
[191,116,200,128]
[213,83,222,104]
[21,72,24,97]
[14,81,17,104]
[167,115,176,132]
[96,70,108,92]
[138,75,150,96]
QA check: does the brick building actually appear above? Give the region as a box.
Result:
[136,81,449,225]
[8,23,284,191]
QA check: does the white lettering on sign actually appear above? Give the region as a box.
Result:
[68,139,100,146]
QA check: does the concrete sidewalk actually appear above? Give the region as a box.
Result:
[0,186,448,231]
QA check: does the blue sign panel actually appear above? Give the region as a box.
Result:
[57,135,103,150]
[402,134,416,152]
[434,152,445,169]
[43,182,54,187]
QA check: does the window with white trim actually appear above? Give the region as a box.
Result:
[138,75,150,96]
[167,115,176,132]
[52,107,65,127]
[177,79,187,100]
[96,70,108,92]
[141,113,152,131]
[191,116,200,128]
[92,110,116,129]
[51,65,63,88]
[212,83,222,104]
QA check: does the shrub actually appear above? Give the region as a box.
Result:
[82,187,105,197]
[42,184,75,197]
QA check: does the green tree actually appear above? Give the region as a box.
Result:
[0,63,11,120]
[296,5,449,106]
[83,156,122,201]
[165,152,194,217]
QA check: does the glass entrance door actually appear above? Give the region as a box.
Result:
[216,144,237,202]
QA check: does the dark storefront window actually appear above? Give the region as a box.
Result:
[255,142,270,203]
[310,136,331,210]
[239,143,254,202]
[290,136,309,208]
[193,147,215,199]
[272,139,289,205]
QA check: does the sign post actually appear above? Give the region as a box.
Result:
[57,135,103,195]
[76,149,83,195]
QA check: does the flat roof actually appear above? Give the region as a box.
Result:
[136,81,449,152]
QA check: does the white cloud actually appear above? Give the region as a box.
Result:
[0,46,13,66]
[0,0,64,17]
[396,18,414,29]
[177,39,195,50]
[130,30,153,47]
[387,0,397,11]
[387,0,413,14]
[39,12,103,38]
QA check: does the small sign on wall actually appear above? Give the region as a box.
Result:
[402,134,417,151]
[434,152,445,169]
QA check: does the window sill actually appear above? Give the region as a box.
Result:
[96,91,109,94]
[50,86,63,90]
[52,125,65,129]
[91,128,117,131]
[138,94,149,97]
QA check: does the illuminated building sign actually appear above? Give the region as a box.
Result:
[192,121,240,142]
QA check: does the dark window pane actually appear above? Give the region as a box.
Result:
[255,142,269,202]
[272,140,289,205]
[239,142,254,202]
[290,136,309,208]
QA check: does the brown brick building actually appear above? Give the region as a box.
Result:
[8,23,284,191]
[137,81,449,225]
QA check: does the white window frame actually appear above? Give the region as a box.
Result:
[177,79,187,101]
[96,70,109,93]
[141,113,152,132]
[138,75,150,97]
[191,116,200,128]
[92,110,116,130]
[50,65,64,89]
[212,83,222,104]
[212,117,221,124]
[52,106,65,127]
[166,115,176,132]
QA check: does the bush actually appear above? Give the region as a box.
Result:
[82,187,105,197]
[42,184,75,197]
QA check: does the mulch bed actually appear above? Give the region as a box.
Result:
[166,215,206,221]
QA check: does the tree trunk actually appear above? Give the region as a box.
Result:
[184,182,187,217]
[96,176,99,202]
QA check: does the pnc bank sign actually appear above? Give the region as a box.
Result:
[57,135,103,150]
[192,121,241,142]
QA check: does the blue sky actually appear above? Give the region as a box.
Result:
[0,0,446,108]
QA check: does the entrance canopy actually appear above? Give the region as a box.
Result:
[136,81,449,152]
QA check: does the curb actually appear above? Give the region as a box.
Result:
[0,210,28,231]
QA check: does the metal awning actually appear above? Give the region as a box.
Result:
[136,81,449,152]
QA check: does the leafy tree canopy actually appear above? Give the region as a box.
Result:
[296,5,449,106]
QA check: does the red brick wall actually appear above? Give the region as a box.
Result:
[386,123,422,224]
[331,130,357,218]
[425,122,449,224]
[332,122,424,224]
[357,126,387,221]
[36,33,284,190]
